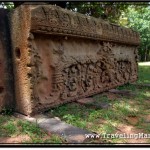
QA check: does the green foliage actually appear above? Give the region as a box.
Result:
[17,120,45,138]
[0,2,14,10]
[121,6,150,61]
[67,2,129,23]
[0,116,64,143]
[67,2,149,23]
[138,62,150,83]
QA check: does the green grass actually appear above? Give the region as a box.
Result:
[137,62,150,84]
[0,115,65,144]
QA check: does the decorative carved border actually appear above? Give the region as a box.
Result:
[30,5,140,46]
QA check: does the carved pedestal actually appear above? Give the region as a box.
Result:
[10,4,140,115]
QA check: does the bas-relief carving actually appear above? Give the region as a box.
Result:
[10,4,140,115]
[27,33,138,110]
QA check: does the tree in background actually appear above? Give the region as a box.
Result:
[0,2,14,10]
[119,5,150,61]
[67,2,129,23]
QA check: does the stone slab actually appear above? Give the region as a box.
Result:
[10,4,140,115]
[14,113,93,143]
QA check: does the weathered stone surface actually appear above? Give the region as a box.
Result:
[0,9,14,112]
[14,113,92,143]
[10,4,140,115]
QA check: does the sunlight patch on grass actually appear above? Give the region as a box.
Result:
[63,113,87,129]
[137,62,150,84]
[100,123,116,134]
[143,91,150,97]
[114,101,138,117]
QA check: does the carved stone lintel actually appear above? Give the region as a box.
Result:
[10,4,140,115]
[30,5,140,46]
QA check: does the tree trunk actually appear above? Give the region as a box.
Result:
[144,45,147,61]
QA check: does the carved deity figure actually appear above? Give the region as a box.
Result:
[85,63,95,92]
[76,64,84,95]
[94,61,102,89]
[67,65,79,97]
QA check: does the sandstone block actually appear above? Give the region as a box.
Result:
[9,4,140,115]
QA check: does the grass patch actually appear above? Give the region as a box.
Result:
[4,121,17,135]
[0,115,65,144]
[138,62,150,84]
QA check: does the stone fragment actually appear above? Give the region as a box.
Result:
[9,4,140,115]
